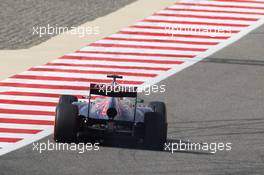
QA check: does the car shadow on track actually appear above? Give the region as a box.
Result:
[77,137,213,155]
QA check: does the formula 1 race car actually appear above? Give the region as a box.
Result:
[54,75,167,149]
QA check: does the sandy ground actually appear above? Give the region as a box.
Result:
[0,0,175,80]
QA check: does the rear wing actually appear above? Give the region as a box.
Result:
[89,83,137,97]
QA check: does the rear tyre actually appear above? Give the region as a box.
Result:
[59,95,78,104]
[149,101,167,144]
[144,112,167,150]
[54,103,78,143]
[149,101,167,122]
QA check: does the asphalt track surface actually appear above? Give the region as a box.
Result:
[1,1,264,175]
[2,30,264,174]
[1,25,264,175]
[0,0,136,50]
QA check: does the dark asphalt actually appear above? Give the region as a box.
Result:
[0,0,136,50]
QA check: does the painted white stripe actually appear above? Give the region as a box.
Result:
[109,33,226,42]
[244,0,263,3]
[0,123,52,130]
[0,95,58,103]
[0,104,54,112]
[55,58,178,67]
[122,26,234,37]
[146,15,254,25]
[0,114,54,121]
[34,65,165,74]
[56,58,194,66]
[0,133,36,139]
[3,78,133,88]
[65,52,191,63]
[171,4,264,13]
[0,86,88,96]
[95,39,211,49]
[197,1,264,8]
[134,21,244,32]
[0,143,14,149]
[80,46,200,55]
[0,128,53,156]
[20,71,154,81]
[160,9,263,18]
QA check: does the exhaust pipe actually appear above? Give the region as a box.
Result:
[106,107,117,119]
[106,97,118,119]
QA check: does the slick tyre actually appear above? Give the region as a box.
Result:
[59,95,78,104]
[149,101,167,143]
[144,112,167,150]
[54,103,78,143]
[149,101,167,123]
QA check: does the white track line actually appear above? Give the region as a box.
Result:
[159,9,264,18]
[0,114,54,121]
[146,15,254,25]
[65,52,191,62]
[94,39,212,49]
[19,71,154,81]
[109,33,226,42]
[0,95,58,102]
[34,65,165,74]
[0,128,53,156]
[80,46,201,55]
[0,104,54,112]
[0,86,88,96]
[170,4,264,13]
